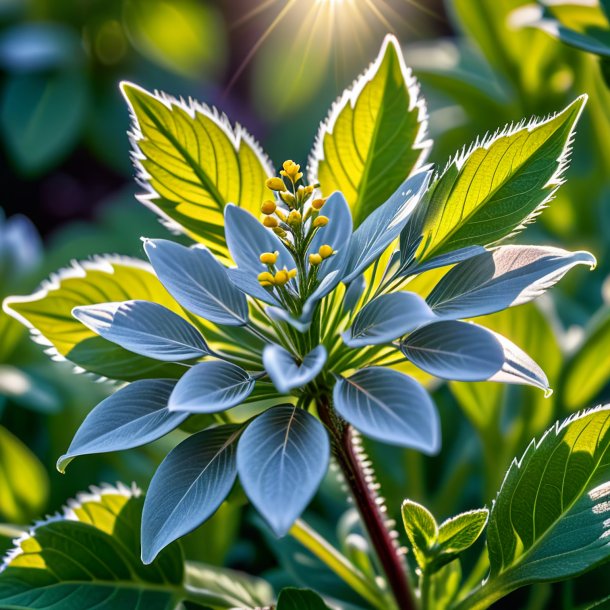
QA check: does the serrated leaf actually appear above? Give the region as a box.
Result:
[310,34,430,226]
[415,96,586,261]
[401,499,438,568]
[0,425,48,522]
[57,379,186,473]
[427,246,595,319]
[400,321,505,381]
[484,406,610,591]
[277,587,332,610]
[237,406,330,536]
[562,306,610,411]
[73,300,209,361]
[141,424,240,564]
[2,257,189,381]
[333,367,440,452]
[122,82,274,261]
[144,238,248,326]
[168,360,254,413]
[0,484,185,610]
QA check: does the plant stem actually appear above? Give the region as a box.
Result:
[317,396,417,610]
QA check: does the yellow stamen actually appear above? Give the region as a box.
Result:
[263,216,279,228]
[309,253,322,266]
[261,200,276,214]
[266,177,286,191]
[260,251,279,265]
[313,216,329,228]
[319,244,334,259]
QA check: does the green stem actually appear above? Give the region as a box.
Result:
[420,568,432,610]
[289,520,387,610]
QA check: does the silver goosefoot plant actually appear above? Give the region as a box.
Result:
[3,35,608,610]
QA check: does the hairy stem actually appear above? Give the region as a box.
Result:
[317,397,417,610]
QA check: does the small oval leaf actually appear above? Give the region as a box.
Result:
[263,344,327,394]
[237,406,330,536]
[73,300,209,361]
[141,424,240,564]
[168,360,254,413]
[401,321,504,381]
[333,367,440,452]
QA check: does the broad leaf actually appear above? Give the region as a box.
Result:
[57,379,185,473]
[0,484,185,610]
[142,424,240,563]
[415,96,586,261]
[121,82,275,260]
[3,257,190,381]
[262,344,326,394]
[277,587,332,610]
[427,246,595,319]
[168,360,254,413]
[343,169,432,283]
[0,425,48,522]
[401,499,438,568]
[237,405,330,536]
[400,321,505,381]
[343,291,436,347]
[144,238,248,326]
[484,406,610,592]
[73,300,209,361]
[562,306,610,411]
[310,34,430,226]
[333,367,440,452]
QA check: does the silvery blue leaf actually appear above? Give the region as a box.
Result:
[144,238,248,326]
[344,275,366,312]
[225,204,293,274]
[73,300,209,361]
[227,267,280,305]
[57,379,185,473]
[343,169,432,283]
[405,245,486,276]
[333,367,440,453]
[343,292,436,347]
[301,270,343,319]
[141,424,240,564]
[400,320,504,381]
[263,344,326,393]
[168,360,255,413]
[2,213,43,277]
[266,306,312,332]
[427,246,596,319]
[237,405,329,536]
[308,191,352,280]
[488,330,550,393]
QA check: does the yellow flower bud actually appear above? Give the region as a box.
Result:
[319,244,334,259]
[287,210,302,225]
[260,251,279,265]
[280,160,302,182]
[313,216,329,228]
[280,191,296,207]
[261,200,276,214]
[274,270,289,285]
[311,198,326,210]
[266,177,286,191]
[272,227,286,237]
[309,253,322,266]
[288,268,297,279]
[263,216,279,228]
[303,185,314,195]
[257,271,275,286]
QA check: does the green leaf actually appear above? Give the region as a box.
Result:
[121,82,274,262]
[562,305,610,411]
[415,95,586,261]
[184,562,274,609]
[276,587,332,610]
[437,509,488,557]
[310,34,430,226]
[0,69,87,176]
[401,499,438,568]
[0,425,48,523]
[0,484,185,610]
[482,406,610,598]
[3,257,188,381]
[427,561,461,610]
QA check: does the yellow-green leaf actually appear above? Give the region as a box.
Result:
[122,82,275,261]
[0,425,48,522]
[417,95,586,261]
[310,35,430,226]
